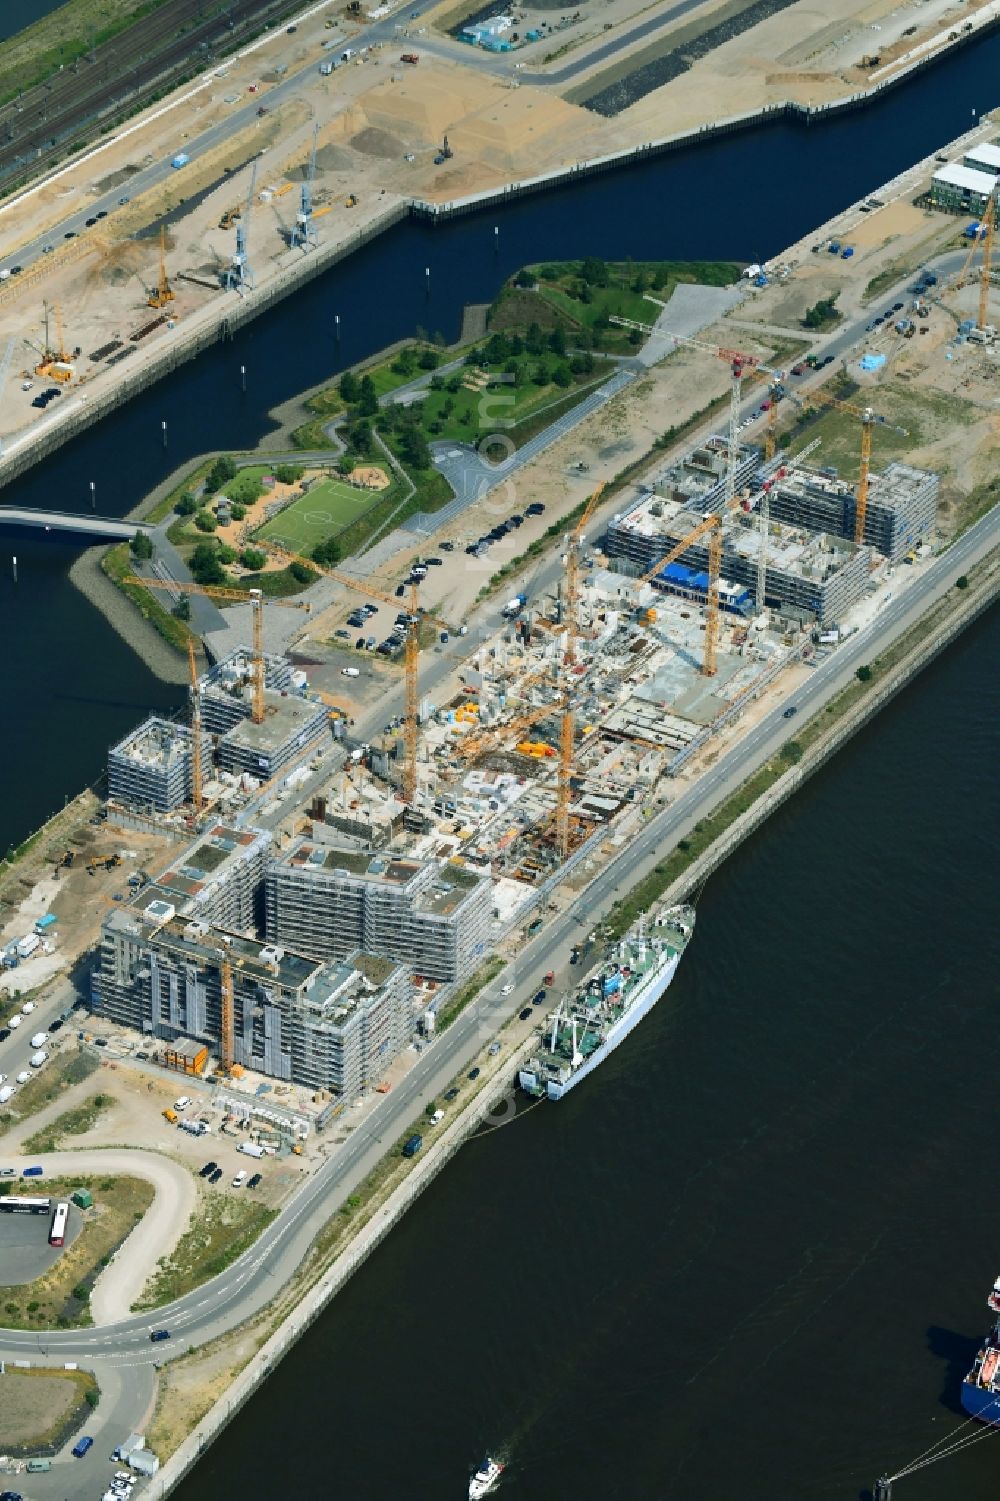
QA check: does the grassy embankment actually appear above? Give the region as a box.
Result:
[0,1365,100,1455]
[24,1093,114,1153]
[0,0,175,109]
[134,1194,275,1309]
[0,1052,99,1137]
[0,1175,154,1328]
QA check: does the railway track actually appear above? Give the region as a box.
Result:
[0,0,310,195]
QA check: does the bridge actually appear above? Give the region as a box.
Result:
[0,506,152,541]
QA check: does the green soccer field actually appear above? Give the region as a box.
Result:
[256,478,379,552]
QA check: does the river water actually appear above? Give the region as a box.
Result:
[0,0,70,45]
[1,24,999,1499]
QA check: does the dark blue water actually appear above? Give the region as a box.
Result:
[0,0,70,45]
[4,26,1000,848]
[170,606,998,1501]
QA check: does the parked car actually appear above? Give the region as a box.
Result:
[444,1087,459,1101]
[247,1172,262,1189]
[232,1169,247,1188]
[48,1018,63,1032]
[467,1067,481,1080]
[335,629,351,639]
[199,1161,217,1178]
[532,988,547,1005]
[519,1007,533,1021]
[501,983,514,995]
[209,1167,223,1183]
[22,1165,43,1177]
[71,1436,93,1458]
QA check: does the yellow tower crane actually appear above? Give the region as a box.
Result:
[635,511,725,677]
[784,388,907,543]
[187,639,203,811]
[147,225,175,309]
[125,578,312,724]
[258,544,455,804]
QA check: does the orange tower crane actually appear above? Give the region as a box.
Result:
[187,639,203,810]
[125,578,311,724]
[258,544,455,804]
[220,956,235,1075]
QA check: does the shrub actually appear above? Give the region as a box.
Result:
[274,464,303,485]
[217,543,237,565]
[956,574,969,590]
[130,530,153,559]
[338,370,360,404]
[856,664,873,683]
[190,542,226,586]
[240,548,266,571]
[313,537,341,566]
[175,491,197,516]
[205,455,236,493]
[418,347,439,370]
[230,502,246,521]
[194,510,217,533]
[290,560,314,583]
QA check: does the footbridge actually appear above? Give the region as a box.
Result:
[0,506,151,541]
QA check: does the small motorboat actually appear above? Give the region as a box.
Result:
[469,1457,504,1498]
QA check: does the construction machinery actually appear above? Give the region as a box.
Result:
[259,543,454,804]
[290,124,320,251]
[147,225,175,309]
[782,387,907,543]
[34,302,74,382]
[86,853,121,874]
[609,314,785,510]
[225,160,258,294]
[124,578,311,725]
[187,639,203,811]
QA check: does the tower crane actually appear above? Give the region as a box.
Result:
[555,481,604,860]
[977,190,996,334]
[220,956,235,1075]
[739,436,822,611]
[0,337,16,457]
[258,543,455,804]
[226,159,258,294]
[35,301,74,381]
[783,387,907,543]
[609,314,785,509]
[291,124,320,251]
[635,512,723,678]
[147,225,175,309]
[125,578,312,724]
[187,638,203,811]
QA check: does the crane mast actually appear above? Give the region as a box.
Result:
[220,956,234,1074]
[978,194,995,333]
[187,639,203,810]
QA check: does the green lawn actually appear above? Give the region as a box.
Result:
[256,477,385,552]
[399,353,609,446]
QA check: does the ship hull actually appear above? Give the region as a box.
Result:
[518,950,681,1100]
[961,1377,1000,1425]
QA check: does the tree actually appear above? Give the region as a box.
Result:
[230,502,246,521]
[190,541,225,586]
[172,595,191,621]
[856,664,873,683]
[552,362,573,388]
[781,740,803,764]
[194,510,217,533]
[349,418,373,454]
[205,455,236,493]
[339,370,361,404]
[357,375,378,417]
[548,326,567,356]
[240,548,266,571]
[290,560,315,583]
[174,491,197,516]
[418,347,439,370]
[956,574,969,590]
[392,346,418,377]
[217,543,237,565]
[580,256,609,287]
[525,321,546,356]
[803,294,840,330]
[274,464,303,485]
[130,530,153,560]
[313,537,341,567]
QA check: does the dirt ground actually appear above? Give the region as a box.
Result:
[0,1366,97,1451]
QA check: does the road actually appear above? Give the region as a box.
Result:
[0,505,152,539]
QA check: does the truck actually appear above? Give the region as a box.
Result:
[402,1133,423,1158]
[319,59,334,74]
[543,970,555,986]
[503,593,527,619]
[238,1141,266,1158]
[968,324,997,345]
[179,1119,209,1136]
[170,152,190,170]
[400,52,419,63]
[17,933,39,960]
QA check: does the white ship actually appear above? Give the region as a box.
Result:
[518,905,695,1101]
[469,1457,504,1497]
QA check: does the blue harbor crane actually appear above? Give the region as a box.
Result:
[290,124,320,252]
[225,159,258,294]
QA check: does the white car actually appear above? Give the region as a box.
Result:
[21,1000,34,1014]
[500,983,514,995]
[174,1096,191,1111]
[6,1014,21,1029]
[232,1169,247,1188]
[16,1071,30,1084]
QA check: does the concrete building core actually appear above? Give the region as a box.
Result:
[218,692,328,781]
[265,841,493,983]
[108,716,210,813]
[641,434,761,513]
[93,905,412,1096]
[198,649,295,734]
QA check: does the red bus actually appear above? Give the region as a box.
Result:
[49,1200,69,1247]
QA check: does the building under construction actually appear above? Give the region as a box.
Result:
[140,822,272,932]
[607,491,874,624]
[765,460,938,562]
[107,716,211,813]
[198,649,295,734]
[93,906,412,1095]
[265,841,493,983]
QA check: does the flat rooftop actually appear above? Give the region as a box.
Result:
[284,843,422,884]
[112,716,193,768]
[104,905,321,990]
[222,692,323,753]
[413,862,481,916]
